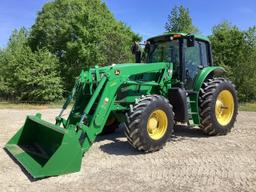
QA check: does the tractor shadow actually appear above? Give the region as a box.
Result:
[97,125,144,156]
[172,125,208,141]
[98,124,208,156]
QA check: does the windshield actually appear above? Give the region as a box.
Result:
[147,40,179,64]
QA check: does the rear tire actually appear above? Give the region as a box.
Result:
[125,95,174,152]
[199,77,238,135]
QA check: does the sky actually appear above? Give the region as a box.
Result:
[0,0,256,48]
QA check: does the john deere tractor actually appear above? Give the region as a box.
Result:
[5,33,238,178]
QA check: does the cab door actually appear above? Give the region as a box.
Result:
[183,39,211,90]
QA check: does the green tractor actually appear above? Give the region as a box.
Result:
[5,33,238,178]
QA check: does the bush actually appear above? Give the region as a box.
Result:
[0,28,63,102]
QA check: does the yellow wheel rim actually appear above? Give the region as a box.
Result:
[215,90,234,126]
[147,109,168,140]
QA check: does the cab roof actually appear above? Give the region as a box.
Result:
[147,32,210,43]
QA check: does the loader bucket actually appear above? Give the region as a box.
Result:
[4,115,83,178]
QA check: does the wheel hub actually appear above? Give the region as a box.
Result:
[215,90,234,126]
[147,109,168,140]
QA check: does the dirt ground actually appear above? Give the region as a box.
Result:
[0,109,255,192]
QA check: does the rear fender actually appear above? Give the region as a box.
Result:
[193,66,225,91]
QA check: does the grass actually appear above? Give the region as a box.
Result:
[0,101,63,109]
[239,102,256,112]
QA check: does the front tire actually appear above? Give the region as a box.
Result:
[125,95,174,152]
[199,77,238,135]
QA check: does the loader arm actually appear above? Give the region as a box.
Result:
[5,62,172,178]
[59,62,173,153]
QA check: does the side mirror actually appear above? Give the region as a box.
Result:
[187,35,195,47]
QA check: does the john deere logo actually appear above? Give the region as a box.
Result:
[115,70,120,75]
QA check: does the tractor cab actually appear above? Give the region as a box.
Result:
[145,33,213,90]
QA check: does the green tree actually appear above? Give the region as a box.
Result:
[243,26,256,101]
[209,22,256,101]
[29,0,139,91]
[0,28,63,102]
[165,5,198,33]
[0,28,30,99]
[0,49,9,96]
[245,26,256,48]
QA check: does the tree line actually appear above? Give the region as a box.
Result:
[0,2,255,102]
[0,0,140,102]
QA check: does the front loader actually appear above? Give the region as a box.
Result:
[5,33,238,178]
